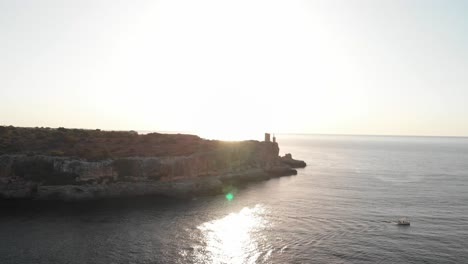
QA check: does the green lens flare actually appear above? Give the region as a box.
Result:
[225,193,234,201]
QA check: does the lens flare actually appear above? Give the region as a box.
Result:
[225,193,234,201]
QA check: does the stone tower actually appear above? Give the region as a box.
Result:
[264,133,271,142]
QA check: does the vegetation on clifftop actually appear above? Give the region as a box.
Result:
[0,126,221,161]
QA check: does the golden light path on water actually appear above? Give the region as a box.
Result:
[193,204,271,264]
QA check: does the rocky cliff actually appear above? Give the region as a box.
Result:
[0,130,304,200]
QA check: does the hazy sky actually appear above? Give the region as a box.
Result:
[1,0,468,139]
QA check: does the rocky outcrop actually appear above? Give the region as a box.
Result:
[280,153,307,168]
[0,140,304,201]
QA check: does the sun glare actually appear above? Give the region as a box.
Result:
[197,130,264,141]
[194,123,268,141]
[193,205,270,264]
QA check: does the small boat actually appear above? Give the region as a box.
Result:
[397,218,410,226]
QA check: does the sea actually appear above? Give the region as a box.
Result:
[1,134,468,263]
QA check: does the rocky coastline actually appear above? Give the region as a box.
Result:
[0,127,306,201]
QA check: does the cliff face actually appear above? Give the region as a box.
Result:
[0,141,298,200]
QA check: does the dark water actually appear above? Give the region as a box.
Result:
[1,135,468,263]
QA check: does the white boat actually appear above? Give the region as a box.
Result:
[397,218,410,226]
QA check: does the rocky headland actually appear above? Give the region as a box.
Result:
[0,126,306,201]
[281,153,307,168]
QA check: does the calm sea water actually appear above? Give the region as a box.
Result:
[1,134,468,263]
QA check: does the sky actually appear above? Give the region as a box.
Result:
[1,0,468,139]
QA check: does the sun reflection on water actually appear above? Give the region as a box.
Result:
[193,204,270,264]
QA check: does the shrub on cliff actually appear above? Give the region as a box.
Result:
[0,126,210,161]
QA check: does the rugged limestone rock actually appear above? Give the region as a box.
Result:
[0,140,305,201]
[281,153,307,168]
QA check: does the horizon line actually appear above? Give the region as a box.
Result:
[273,132,468,139]
[2,125,468,139]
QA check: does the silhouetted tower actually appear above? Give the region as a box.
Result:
[264,133,271,142]
[273,134,276,143]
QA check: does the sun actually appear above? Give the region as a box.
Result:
[195,126,266,141]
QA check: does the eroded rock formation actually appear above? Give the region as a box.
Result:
[0,138,305,200]
[281,153,307,168]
